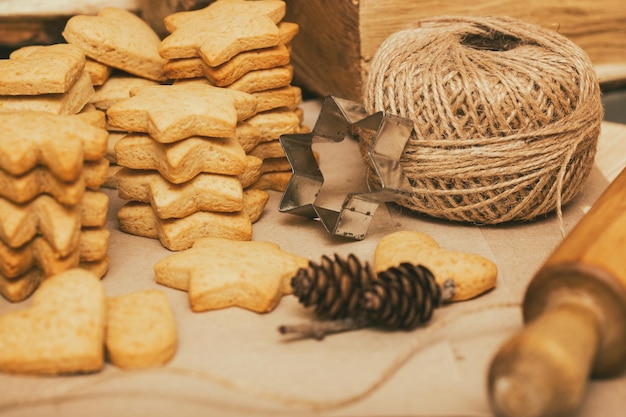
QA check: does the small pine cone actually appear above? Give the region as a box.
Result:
[291,253,374,319]
[360,263,442,330]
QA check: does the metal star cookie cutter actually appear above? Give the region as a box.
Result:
[278,96,414,240]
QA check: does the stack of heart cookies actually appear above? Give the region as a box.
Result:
[9,46,113,89]
[0,112,110,302]
[159,0,307,192]
[0,43,95,116]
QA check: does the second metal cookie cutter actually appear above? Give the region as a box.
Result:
[278,96,414,240]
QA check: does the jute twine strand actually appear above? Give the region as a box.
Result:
[362,16,603,225]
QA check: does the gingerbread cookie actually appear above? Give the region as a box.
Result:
[0,112,108,179]
[117,202,253,251]
[374,231,498,301]
[106,83,257,142]
[1,44,85,95]
[0,194,81,256]
[116,167,244,218]
[0,71,94,115]
[106,290,177,369]
[203,43,290,87]
[89,76,159,111]
[0,166,85,205]
[114,133,248,183]
[63,7,167,82]
[160,0,286,66]
[0,269,106,375]
[154,237,307,313]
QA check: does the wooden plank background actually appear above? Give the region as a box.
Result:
[284,0,626,100]
[1,0,624,98]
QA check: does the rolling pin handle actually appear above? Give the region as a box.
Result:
[488,302,600,417]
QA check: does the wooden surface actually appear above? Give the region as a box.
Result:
[0,2,624,414]
[285,0,626,101]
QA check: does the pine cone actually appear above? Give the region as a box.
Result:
[283,255,454,339]
[361,263,443,329]
[291,253,374,319]
[289,254,450,336]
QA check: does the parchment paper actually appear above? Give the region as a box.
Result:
[1,101,625,417]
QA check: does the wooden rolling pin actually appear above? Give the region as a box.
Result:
[488,166,626,417]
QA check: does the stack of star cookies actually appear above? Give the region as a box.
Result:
[159,0,308,192]
[107,82,270,251]
[0,112,110,302]
[2,43,115,150]
[88,76,161,188]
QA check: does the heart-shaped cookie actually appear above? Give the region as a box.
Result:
[106,290,177,369]
[0,43,85,95]
[374,231,497,301]
[63,7,167,82]
[0,268,105,375]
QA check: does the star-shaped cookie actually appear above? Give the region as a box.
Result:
[0,268,43,302]
[164,21,297,83]
[160,0,286,66]
[154,237,308,313]
[114,133,248,183]
[0,228,109,279]
[246,108,301,142]
[0,112,108,180]
[116,167,244,219]
[106,83,257,142]
[252,85,300,113]
[117,202,253,251]
[0,194,81,256]
[249,139,285,160]
[0,166,85,205]
[203,43,290,87]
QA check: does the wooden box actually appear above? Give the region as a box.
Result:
[284,0,626,101]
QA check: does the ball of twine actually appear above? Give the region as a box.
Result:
[362,15,603,225]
